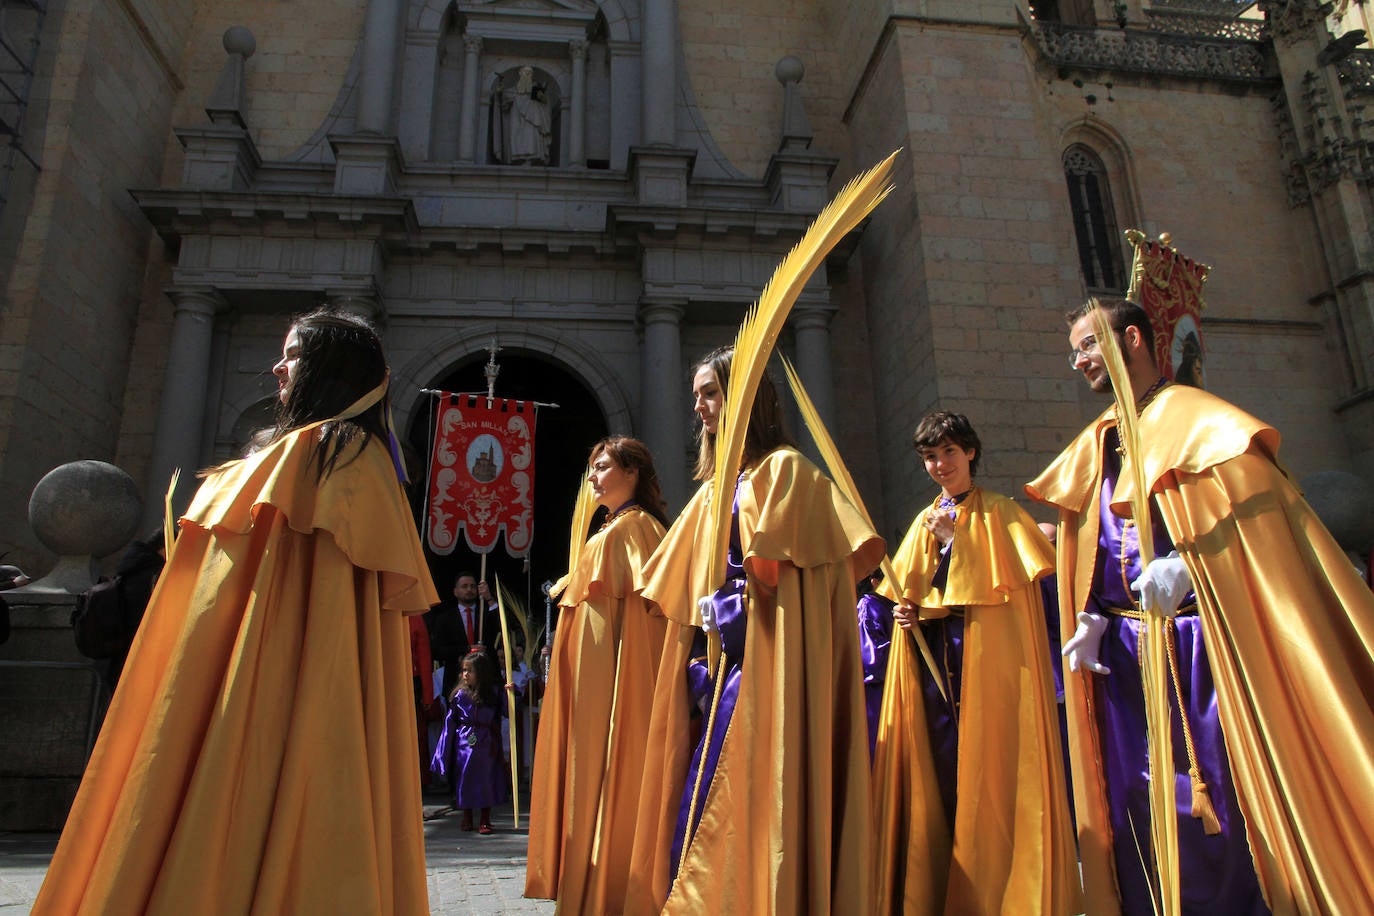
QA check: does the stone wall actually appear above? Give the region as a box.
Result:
[166,0,366,172]
[0,0,192,573]
[679,0,847,177]
[0,591,104,831]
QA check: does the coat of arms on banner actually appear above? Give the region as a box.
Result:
[1125,229,1211,389]
[425,394,537,558]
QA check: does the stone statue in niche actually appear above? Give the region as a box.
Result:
[494,66,551,165]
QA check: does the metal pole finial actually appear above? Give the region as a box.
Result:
[484,336,501,401]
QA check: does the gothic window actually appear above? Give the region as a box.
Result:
[1063,144,1125,293]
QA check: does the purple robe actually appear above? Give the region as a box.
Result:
[856,592,894,759]
[1091,431,1267,915]
[431,687,508,810]
[669,493,746,876]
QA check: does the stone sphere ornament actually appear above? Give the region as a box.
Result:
[223,26,256,58]
[775,55,805,85]
[25,460,143,593]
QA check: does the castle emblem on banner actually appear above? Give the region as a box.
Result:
[425,394,537,558]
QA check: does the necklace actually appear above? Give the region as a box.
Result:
[599,501,642,530]
[935,488,974,514]
[1113,377,1171,457]
[1136,376,1170,410]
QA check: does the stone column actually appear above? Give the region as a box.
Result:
[458,34,483,163]
[568,39,589,167]
[144,289,224,530]
[357,0,405,134]
[792,307,837,430]
[640,0,676,146]
[639,299,688,510]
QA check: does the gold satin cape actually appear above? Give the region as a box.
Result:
[1027,384,1374,916]
[31,425,438,916]
[525,506,668,912]
[874,488,1079,915]
[624,448,884,915]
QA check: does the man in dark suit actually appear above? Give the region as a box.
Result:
[426,571,501,698]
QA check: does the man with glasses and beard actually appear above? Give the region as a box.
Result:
[1027,297,1374,915]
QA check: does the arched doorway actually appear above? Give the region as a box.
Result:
[405,350,609,646]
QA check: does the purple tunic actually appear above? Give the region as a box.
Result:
[431,687,508,810]
[670,488,747,876]
[1091,430,1267,915]
[856,592,894,759]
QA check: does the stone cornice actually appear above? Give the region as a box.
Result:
[132,189,419,242]
[133,187,865,264]
[1032,21,1276,83]
[608,204,822,240]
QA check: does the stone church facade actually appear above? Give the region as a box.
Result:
[2,0,1372,582]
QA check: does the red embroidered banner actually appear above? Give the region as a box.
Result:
[425,394,536,558]
[1125,229,1211,388]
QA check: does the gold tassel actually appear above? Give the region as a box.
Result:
[1190,767,1223,836]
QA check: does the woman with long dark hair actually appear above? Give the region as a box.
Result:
[32,308,438,915]
[526,435,671,913]
[626,346,883,914]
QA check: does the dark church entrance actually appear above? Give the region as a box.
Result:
[405,350,609,649]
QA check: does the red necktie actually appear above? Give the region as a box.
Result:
[464,607,474,645]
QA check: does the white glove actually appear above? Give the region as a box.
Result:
[698,595,716,634]
[1131,552,1192,619]
[1062,611,1111,675]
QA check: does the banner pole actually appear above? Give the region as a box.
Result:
[479,552,488,643]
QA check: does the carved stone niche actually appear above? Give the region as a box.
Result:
[428,0,602,167]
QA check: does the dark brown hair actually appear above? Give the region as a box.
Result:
[912,410,982,478]
[1066,296,1156,358]
[590,435,669,527]
[691,346,793,481]
[248,308,391,481]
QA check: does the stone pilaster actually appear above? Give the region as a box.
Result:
[629,146,696,207]
[639,299,688,510]
[175,125,261,191]
[641,0,676,146]
[357,0,405,135]
[569,39,590,167]
[791,306,837,431]
[329,135,405,196]
[458,34,484,163]
[144,288,225,530]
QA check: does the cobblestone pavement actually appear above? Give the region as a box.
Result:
[0,794,554,915]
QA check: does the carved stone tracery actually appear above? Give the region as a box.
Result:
[1257,0,1337,45]
[1034,22,1271,80]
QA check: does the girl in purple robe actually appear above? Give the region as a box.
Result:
[432,649,507,834]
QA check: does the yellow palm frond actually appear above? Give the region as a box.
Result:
[1090,309,1153,562]
[550,473,596,599]
[781,356,946,701]
[707,148,901,588]
[495,578,533,654]
[163,468,180,557]
[1089,307,1178,916]
[493,574,521,829]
